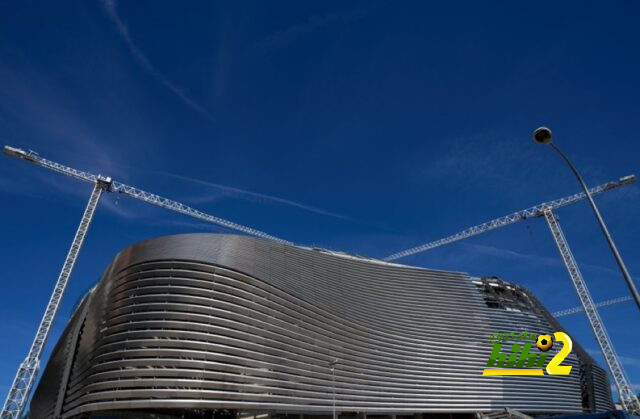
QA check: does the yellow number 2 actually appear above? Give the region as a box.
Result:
[546,332,573,375]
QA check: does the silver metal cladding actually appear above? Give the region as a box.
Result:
[30,234,614,418]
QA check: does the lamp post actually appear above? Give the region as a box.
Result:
[329,359,339,419]
[533,127,640,311]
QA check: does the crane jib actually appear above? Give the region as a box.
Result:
[385,174,636,261]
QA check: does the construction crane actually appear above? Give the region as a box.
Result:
[385,176,640,414]
[1,145,291,419]
[384,175,636,262]
[553,295,633,318]
[2,145,638,416]
[544,209,640,413]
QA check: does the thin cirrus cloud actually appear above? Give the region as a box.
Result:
[460,242,639,280]
[152,170,354,221]
[253,9,368,54]
[0,161,276,236]
[0,161,142,220]
[101,0,211,119]
[587,348,640,368]
[1,149,354,231]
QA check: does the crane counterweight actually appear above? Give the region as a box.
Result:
[3,146,30,160]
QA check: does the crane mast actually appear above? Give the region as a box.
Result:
[543,209,640,414]
[383,173,639,414]
[1,145,291,419]
[1,179,110,419]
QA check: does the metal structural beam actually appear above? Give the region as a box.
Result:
[1,180,108,419]
[3,146,291,245]
[1,145,292,419]
[382,170,639,415]
[544,209,640,414]
[384,175,636,261]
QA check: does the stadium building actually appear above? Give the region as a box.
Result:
[30,234,613,418]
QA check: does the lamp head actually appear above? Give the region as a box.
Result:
[533,127,553,145]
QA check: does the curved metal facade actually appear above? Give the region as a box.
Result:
[30,234,613,418]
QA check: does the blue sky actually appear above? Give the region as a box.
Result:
[1,0,639,403]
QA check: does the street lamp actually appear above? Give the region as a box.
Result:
[329,359,339,419]
[533,126,640,311]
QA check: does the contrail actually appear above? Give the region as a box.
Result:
[101,0,211,118]
[156,170,354,221]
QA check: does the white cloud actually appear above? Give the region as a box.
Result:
[101,0,211,119]
[155,170,353,221]
[619,356,640,368]
[460,242,640,281]
[254,9,368,54]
